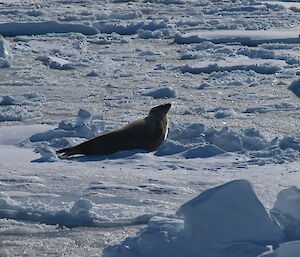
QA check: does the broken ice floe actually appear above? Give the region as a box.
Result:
[244,102,298,114]
[0,35,12,68]
[36,55,75,70]
[103,180,284,257]
[0,191,159,228]
[0,21,98,37]
[141,87,177,99]
[27,109,300,165]
[93,20,168,35]
[0,106,42,122]
[258,241,300,257]
[288,78,300,98]
[26,109,105,160]
[271,186,300,240]
[174,30,300,46]
[0,93,45,122]
[34,145,58,162]
[0,192,105,227]
[0,92,45,106]
[178,56,285,75]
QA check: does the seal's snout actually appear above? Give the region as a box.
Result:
[150,103,171,116]
[163,103,172,111]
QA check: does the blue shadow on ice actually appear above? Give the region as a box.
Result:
[61,149,149,162]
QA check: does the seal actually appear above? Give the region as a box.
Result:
[56,103,171,157]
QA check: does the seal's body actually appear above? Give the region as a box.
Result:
[56,103,171,157]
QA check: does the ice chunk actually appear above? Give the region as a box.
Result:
[155,140,189,156]
[177,180,284,256]
[142,87,177,99]
[288,78,300,98]
[0,21,98,37]
[104,180,283,257]
[258,241,300,257]
[179,57,284,75]
[34,145,58,162]
[0,35,11,59]
[174,30,300,46]
[103,217,184,257]
[271,186,300,239]
[36,55,74,70]
[183,144,225,158]
[75,109,92,126]
[70,199,93,216]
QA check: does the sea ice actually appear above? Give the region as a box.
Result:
[36,55,75,70]
[103,180,284,257]
[288,78,300,98]
[0,21,98,37]
[142,87,177,99]
[174,30,300,46]
[271,186,300,240]
[258,241,300,257]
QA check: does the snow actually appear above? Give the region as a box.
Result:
[0,21,98,37]
[103,180,283,257]
[288,78,300,98]
[0,35,11,68]
[258,241,300,257]
[142,87,177,99]
[1,0,300,255]
[174,30,300,46]
[179,57,285,74]
[36,55,75,70]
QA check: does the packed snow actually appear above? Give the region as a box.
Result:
[1,0,300,256]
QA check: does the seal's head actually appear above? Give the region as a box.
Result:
[148,103,171,120]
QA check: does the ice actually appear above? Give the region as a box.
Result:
[1,0,300,255]
[93,20,168,35]
[0,125,53,145]
[288,78,300,98]
[29,109,104,146]
[0,93,45,106]
[103,180,284,257]
[75,109,92,126]
[174,30,300,46]
[34,145,58,162]
[271,186,300,240]
[36,55,75,70]
[0,106,42,122]
[0,192,107,228]
[0,59,10,68]
[0,35,11,68]
[183,144,226,159]
[0,21,98,36]
[244,103,297,114]
[179,57,285,74]
[258,241,300,257]
[178,180,283,246]
[0,35,11,59]
[142,87,177,99]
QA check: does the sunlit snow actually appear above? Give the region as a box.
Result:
[1,0,300,256]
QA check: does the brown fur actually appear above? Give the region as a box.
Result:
[56,103,171,157]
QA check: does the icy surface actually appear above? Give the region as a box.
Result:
[1,0,300,256]
[0,21,98,37]
[258,241,300,257]
[103,180,283,257]
[174,30,300,46]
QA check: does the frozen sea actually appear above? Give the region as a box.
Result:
[0,0,300,256]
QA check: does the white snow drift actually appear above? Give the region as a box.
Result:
[103,180,285,257]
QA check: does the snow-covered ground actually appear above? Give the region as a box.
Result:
[1,0,300,256]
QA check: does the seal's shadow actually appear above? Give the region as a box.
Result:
[64,149,149,162]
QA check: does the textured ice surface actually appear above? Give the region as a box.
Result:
[1,0,300,256]
[103,180,283,257]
